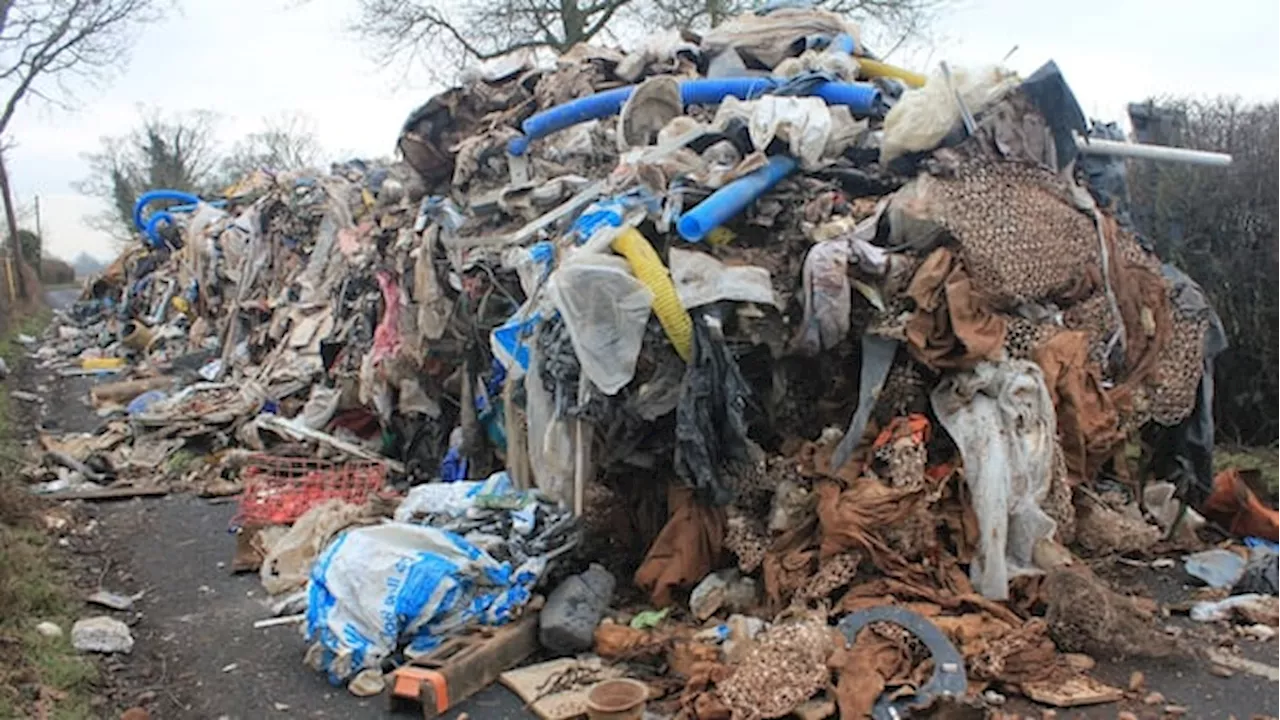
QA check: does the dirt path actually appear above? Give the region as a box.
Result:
[28,290,1280,719]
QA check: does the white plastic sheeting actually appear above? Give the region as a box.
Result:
[669,248,779,310]
[931,360,1058,600]
[715,95,834,168]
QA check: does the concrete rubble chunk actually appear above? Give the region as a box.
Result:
[71,615,134,654]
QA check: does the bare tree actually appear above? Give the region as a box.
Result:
[639,0,943,51]
[356,0,944,81]
[355,0,633,73]
[219,111,324,183]
[0,0,166,298]
[75,108,221,243]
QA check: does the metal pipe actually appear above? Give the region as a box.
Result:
[1073,133,1232,166]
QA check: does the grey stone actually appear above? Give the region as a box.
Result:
[538,563,615,654]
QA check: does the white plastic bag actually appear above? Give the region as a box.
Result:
[546,254,653,395]
[931,361,1058,600]
[794,240,851,355]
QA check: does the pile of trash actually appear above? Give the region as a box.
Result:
[27,5,1279,717]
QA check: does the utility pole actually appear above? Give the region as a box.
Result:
[0,150,28,300]
[34,194,41,241]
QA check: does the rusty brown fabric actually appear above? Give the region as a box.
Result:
[815,479,919,562]
[1203,469,1280,541]
[1034,331,1126,483]
[1101,218,1174,392]
[836,577,1024,628]
[635,486,726,606]
[829,626,911,719]
[904,247,1007,370]
[761,516,819,612]
[594,623,670,661]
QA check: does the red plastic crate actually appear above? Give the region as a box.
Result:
[234,454,388,527]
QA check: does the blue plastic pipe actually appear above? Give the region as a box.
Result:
[507,78,880,155]
[677,155,798,242]
[161,200,228,214]
[829,32,857,55]
[678,77,776,105]
[133,189,201,231]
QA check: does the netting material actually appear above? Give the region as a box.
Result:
[235,455,388,527]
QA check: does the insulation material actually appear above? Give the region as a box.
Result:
[881,65,1018,163]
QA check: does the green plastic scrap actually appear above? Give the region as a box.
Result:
[629,607,670,630]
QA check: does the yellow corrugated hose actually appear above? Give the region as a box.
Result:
[611,227,693,362]
[857,57,927,89]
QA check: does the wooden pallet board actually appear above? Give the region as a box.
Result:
[499,657,623,720]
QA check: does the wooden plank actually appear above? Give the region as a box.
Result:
[46,486,169,502]
[1022,675,1124,708]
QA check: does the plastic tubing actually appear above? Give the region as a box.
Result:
[611,227,693,362]
[508,78,881,155]
[677,77,777,105]
[856,57,926,88]
[830,33,857,55]
[133,189,201,231]
[161,199,229,214]
[677,155,797,243]
[1072,133,1232,167]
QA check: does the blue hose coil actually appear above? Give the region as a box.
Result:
[132,189,201,231]
[507,78,880,155]
[676,155,798,242]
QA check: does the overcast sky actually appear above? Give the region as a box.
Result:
[6,0,1278,262]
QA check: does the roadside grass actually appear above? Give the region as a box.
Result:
[0,307,97,720]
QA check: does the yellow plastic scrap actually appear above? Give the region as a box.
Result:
[82,357,125,371]
[706,226,736,246]
[610,227,693,362]
[856,57,926,89]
